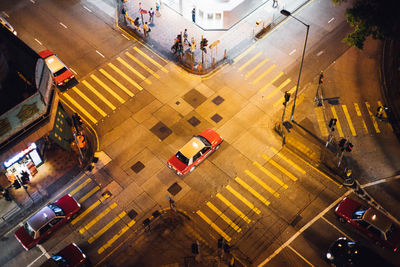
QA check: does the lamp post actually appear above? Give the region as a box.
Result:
[280,9,310,121]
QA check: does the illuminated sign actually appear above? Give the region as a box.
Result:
[3,143,37,168]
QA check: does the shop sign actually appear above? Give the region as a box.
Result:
[4,143,37,168]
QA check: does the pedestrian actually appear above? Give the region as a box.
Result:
[183,29,190,45]
[272,0,278,8]
[121,7,127,24]
[192,8,196,23]
[134,17,140,31]
[155,0,161,17]
[376,106,383,120]
[143,22,150,37]
[149,8,155,24]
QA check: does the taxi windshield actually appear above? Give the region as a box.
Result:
[175,151,189,165]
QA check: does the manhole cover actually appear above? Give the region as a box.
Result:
[128,209,138,219]
[183,89,207,108]
[212,96,225,105]
[131,161,145,173]
[211,113,223,123]
[168,182,182,196]
[150,121,172,140]
[187,116,201,127]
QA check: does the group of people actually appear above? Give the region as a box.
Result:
[122,0,161,37]
[171,29,195,56]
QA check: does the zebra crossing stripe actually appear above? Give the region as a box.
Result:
[238,52,262,71]
[206,202,241,233]
[245,57,269,78]
[82,80,116,110]
[225,185,261,215]
[62,93,98,124]
[117,57,151,85]
[91,74,125,103]
[252,64,276,85]
[125,51,160,79]
[259,72,283,93]
[133,47,169,73]
[342,105,356,136]
[365,102,380,133]
[108,63,143,91]
[330,106,344,137]
[314,107,328,136]
[196,210,231,242]
[354,103,368,134]
[99,68,135,97]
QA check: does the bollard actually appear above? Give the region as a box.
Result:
[212,57,215,67]
[224,49,227,59]
[198,63,202,73]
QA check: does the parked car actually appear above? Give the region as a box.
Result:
[335,197,400,252]
[15,194,81,250]
[40,243,88,267]
[0,15,17,35]
[167,129,223,175]
[39,50,74,87]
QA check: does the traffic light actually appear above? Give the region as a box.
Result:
[284,91,290,103]
[339,138,346,148]
[200,38,208,53]
[318,72,324,84]
[328,118,337,128]
[191,243,199,254]
[218,237,223,248]
[73,113,83,126]
[13,180,21,189]
[21,171,30,184]
[345,142,353,152]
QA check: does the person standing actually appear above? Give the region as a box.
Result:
[183,29,190,45]
[149,8,155,24]
[143,22,149,37]
[272,0,278,8]
[192,8,196,23]
[156,0,161,17]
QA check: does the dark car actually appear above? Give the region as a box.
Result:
[15,194,80,250]
[41,243,88,267]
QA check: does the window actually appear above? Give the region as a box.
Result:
[49,218,62,227]
[357,220,370,228]
[175,151,189,165]
[48,203,65,216]
[24,222,35,238]
[200,146,210,155]
[196,136,211,146]
[352,207,368,219]
[193,152,201,162]
[53,67,67,77]
[39,224,51,236]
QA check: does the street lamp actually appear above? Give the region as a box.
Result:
[280,9,310,121]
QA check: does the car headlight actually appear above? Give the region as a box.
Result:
[326,252,334,260]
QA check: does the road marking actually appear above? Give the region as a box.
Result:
[91,74,125,103]
[314,107,328,136]
[365,102,380,133]
[245,57,269,78]
[72,193,110,225]
[98,219,136,254]
[262,154,298,182]
[226,185,261,215]
[316,50,324,56]
[377,100,393,131]
[59,22,67,29]
[108,63,143,91]
[253,161,288,189]
[245,169,279,197]
[82,80,116,110]
[328,17,335,23]
[330,106,344,137]
[63,94,98,124]
[234,177,270,207]
[34,38,42,45]
[78,185,100,204]
[96,50,105,58]
[238,52,262,71]
[133,46,169,73]
[70,68,77,75]
[259,72,283,93]
[287,245,315,267]
[83,6,92,13]
[125,51,160,79]
[99,68,134,97]
[2,12,10,18]
[196,210,231,242]
[73,86,107,117]
[342,105,356,136]
[289,49,296,55]
[354,103,368,134]
[206,202,241,232]
[121,33,130,40]
[265,78,291,99]
[88,211,127,244]
[234,45,255,63]
[273,85,296,107]
[80,203,117,233]
[321,216,353,240]
[252,64,276,85]
[216,193,251,224]
[269,147,306,174]
[69,178,91,196]
[284,136,318,160]
[117,57,151,84]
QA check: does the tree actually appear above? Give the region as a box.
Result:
[333,0,399,49]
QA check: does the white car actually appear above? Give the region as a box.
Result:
[0,15,17,35]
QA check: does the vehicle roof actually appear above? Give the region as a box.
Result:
[363,208,392,232]
[27,206,55,231]
[44,55,65,73]
[179,137,205,159]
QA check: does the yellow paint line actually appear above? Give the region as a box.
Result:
[330,106,344,137]
[259,72,283,93]
[125,51,160,79]
[354,103,368,134]
[245,57,269,78]
[226,185,261,215]
[265,78,291,99]
[206,202,241,233]
[342,105,356,136]
[99,68,134,97]
[234,45,255,63]
[196,210,231,242]
[88,211,126,244]
[133,46,168,73]
[78,186,100,204]
[238,52,262,71]
[288,245,315,267]
[216,193,251,224]
[269,147,305,174]
[117,57,151,85]
[314,107,328,136]
[365,102,380,133]
[82,80,116,110]
[72,194,110,225]
[273,85,296,107]
[252,64,276,85]
[253,161,288,189]
[108,63,143,91]
[91,74,125,103]
[234,177,270,207]
[79,203,117,233]
[262,154,298,182]
[62,94,98,124]
[69,178,91,196]
[377,100,393,131]
[72,86,107,117]
[98,219,136,254]
[245,170,279,197]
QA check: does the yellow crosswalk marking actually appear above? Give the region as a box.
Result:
[88,211,126,244]
[206,202,241,232]
[342,105,356,136]
[125,52,160,79]
[244,170,279,197]
[69,178,91,196]
[99,68,135,97]
[259,72,283,93]
[314,107,328,136]
[238,52,262,71]
[285,136,319,161]
[234,46,255,63]
[78,186,100,204]
[265,78,291,99]
[79,203,117,233]
[63,94,97,124]
[117,57,151,85]
[72,86,107,117]
[216,193,251,224]
[262,154,298,182]
[245,57,269,78]
[108,63,143,91]
[133,47,169,73]
[354,103,368,134]
[82,80,116,110]
[330,106,344,137]
[377,100,393,131]
[234,177,270,207]
[98,219,136,254]
[253,161,288,189]
[225,185,261,215]
[269,147,306,174]
[273,86,296,107]
[196,210,231,242]
[365,102,380,133]
[252,64,276,85]
[91,74,125,103]
[72,193,110,225]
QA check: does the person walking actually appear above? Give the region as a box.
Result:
[155,0,161,17]
[149,8,155,24]
[272,0,278,8]
[143,22,150,37]
[183,29,190,45]
[192,8,196,23]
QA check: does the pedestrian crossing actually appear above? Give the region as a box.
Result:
[60,45,169,125]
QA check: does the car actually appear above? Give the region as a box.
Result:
[39,50,74,87]
[40,243,88,267]
[0,15,17,35]
[15,194,81,250]
[167,129,223,175]
[335,197,400,252]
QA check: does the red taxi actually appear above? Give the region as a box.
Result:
[39,50,74,87]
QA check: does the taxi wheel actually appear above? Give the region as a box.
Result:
[190,166,196,172]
